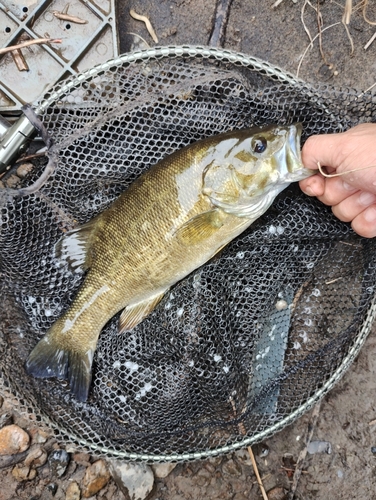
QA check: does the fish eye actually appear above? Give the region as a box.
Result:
[251,136,267,154]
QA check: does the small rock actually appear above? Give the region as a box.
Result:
[25,445,48,468]
[73,452,91,467]
[267,486,288,500]
[46,483,58,496]
[16,162,34,178]
[65,481,80,500]
[0,425,30,455]
[307,440,332,455]
[234,449,252,465]
[48,449,70,477]
[222,459,242,477]
[5,174,20,188]
[253,443,270,458]
[81,459,110,498]
[109,460,154,500]
[204,462,216,474]
[0,412,12,429]
[151,462,177,478]
[12,464,37,481]
[30,428,50,444]
[208,455,222,467]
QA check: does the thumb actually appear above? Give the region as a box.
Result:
[301,133,344,171]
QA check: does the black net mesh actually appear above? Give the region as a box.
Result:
[0,47,376,460]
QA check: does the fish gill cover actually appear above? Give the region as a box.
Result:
[0,47,375,461]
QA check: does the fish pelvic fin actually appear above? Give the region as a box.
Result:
[25,334,94,402]
[55,219,98,272]
[119,291,167,333]
[175,209,225,245]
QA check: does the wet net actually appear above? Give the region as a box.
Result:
[0,46,375,461]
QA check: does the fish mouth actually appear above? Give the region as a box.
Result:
[286,124,315,182]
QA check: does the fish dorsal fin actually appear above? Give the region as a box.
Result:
[119,291,167,333]
[175,209,225,245]
[55,220,97,272]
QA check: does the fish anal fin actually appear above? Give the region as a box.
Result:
[119,291,166,333]
[55,220,97,272]
[175,209,225,245]
[25,334,94,402]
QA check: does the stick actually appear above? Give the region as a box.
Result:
[129,9,158,43]
[208,0,234,47]
[287,401,321,500]
[364,31,376,50]
[228,397,269,500]
[53,11,88,24]
[247,446,269,500]
[343,0,352,25]
[296,22,341,77]
[272,0,285,7]
[0,38,62,55]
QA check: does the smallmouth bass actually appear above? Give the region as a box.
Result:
[26,124,313,401]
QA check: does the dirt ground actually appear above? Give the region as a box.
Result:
[2,1,376,499]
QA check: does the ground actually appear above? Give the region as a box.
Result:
[2,1,376,499]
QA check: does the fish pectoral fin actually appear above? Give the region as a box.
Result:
[175,209,226,245]
[25,335,94,403]
[119,291,166,333]
[55,220,97,272]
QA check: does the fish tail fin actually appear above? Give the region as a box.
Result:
[25,334,94,402]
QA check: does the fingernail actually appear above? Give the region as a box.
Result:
[358,192,376,206]
[303,186,314,196]
[364,206,376,222]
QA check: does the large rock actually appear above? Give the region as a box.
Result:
[151,462,177,479]
[81,459,111,498]
[0,425,30,455]
[109,460,154,500]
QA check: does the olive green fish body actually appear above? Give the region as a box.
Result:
[26,124,313,401]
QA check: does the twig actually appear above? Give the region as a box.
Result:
[287,401,321,500]
[53,11,88,24]
[364,31,376,50]
[316,0,330,67]
[272,0,286,7]
[317,161,376,178]
[247,446,269,500]
[342,20,354,55]
[301,1,314,48]
[0,38,62,55]
[228,397,269,500]
[363,0,376,26]
[208,0,234,48]
[129,9,158,43]
[343,0,352,24]
[296,22,341,77]
[11,49,29,71]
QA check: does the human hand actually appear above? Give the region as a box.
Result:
[299,123,376,238]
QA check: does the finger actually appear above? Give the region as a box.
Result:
[351,205,376,238]
[332,190,376,222]
[299,174,325,197]
[301,133,344,171]
[316,177,358,206]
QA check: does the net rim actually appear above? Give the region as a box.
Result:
[2,44,374,462]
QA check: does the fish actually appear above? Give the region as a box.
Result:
[25,123,313,402]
